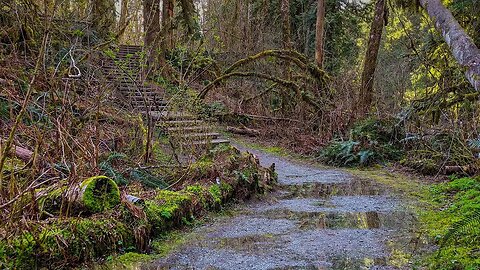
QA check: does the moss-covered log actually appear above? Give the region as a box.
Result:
[37,176,121,215]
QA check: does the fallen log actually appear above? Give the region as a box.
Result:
[227,126,261,137]
[0,139,33,163]
[37,176,121,214]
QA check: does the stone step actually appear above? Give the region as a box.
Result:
[126,92,163,98]
[119,45,143,50]
[119,87,159,93]
[103,63,141,69]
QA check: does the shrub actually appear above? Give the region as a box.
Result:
[318,117,404,166]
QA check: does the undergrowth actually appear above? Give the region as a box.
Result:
[318,118,404,166]
[422,176,480,269]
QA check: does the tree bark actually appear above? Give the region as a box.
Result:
[281,0,292,50]
[90,0,116,39]
[143,0,161,49]
[162,0,175,51]
[315,0,326,68]
[179,0,196,35]
[117,0,129,37]
[419,0,480,91]
[358,0,385,117]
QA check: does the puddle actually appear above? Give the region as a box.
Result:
[256,196,399,214]
[206,217,296,238]
[258,211,416,230]
[282,178,386,198]
[134,145,423,270]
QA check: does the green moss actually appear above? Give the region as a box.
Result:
[1,218,135,269]
[209,184,222,205]
[186,184,209,208]
[114,252,152,265]
[151,231,188,257]
[190,158,214,175]
[80,176,121,213]
[145,190,192,232]
[2,157,25,173]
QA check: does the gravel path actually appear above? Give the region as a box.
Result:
[140,145,418,270]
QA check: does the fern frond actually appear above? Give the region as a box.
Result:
[440,208,480,248]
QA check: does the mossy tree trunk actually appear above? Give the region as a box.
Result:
[419,0,480,91]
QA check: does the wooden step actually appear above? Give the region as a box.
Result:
[189,139,230,146]
[147,111,194,120]
[166,126,213,132]
[163,120,205,126]
[181,132,220,139]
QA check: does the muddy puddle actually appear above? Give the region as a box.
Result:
[136,145,422,270]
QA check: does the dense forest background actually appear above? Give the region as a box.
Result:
[1,0,480,268]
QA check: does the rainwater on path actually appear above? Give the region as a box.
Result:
[140,145,422,270]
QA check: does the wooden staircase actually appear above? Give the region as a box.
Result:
[101,45,229,151]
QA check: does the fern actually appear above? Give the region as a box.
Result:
[129,169,168,189]
[468,139,480,150]
[439,207,480,249]
[99,152,128,185]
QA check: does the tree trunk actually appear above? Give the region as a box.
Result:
[281,0,291,50]
[315,0,326,68]
[162,0,175,51]
[179,0,195,35]
[117,0,129,38]
[358,0,385,117]
[90,0,116,39]
[143,0,161,49]
[419,0,480,91]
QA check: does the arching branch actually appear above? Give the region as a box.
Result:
[199,71,322,110]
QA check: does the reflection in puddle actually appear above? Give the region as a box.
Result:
[283,178,386,199]
[132,148,424,270]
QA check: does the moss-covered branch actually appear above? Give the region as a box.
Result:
[200,71,322,109]
[198,50,328,104]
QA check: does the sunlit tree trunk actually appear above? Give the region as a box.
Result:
[315,0,325,69]
[420,0,480,91]
[358,0,385,117]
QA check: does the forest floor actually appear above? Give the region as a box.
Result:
[121,140,431,270]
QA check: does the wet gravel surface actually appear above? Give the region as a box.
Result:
[141,145,417,270]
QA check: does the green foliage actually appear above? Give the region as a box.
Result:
[129,169,168,189]
[0,98,10,119]
[99,152,168,188]
[166,46,215,71]
[200,101,228,119]
[318,118,404,166]
[99,152,129,185]
[423,177,480,269]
